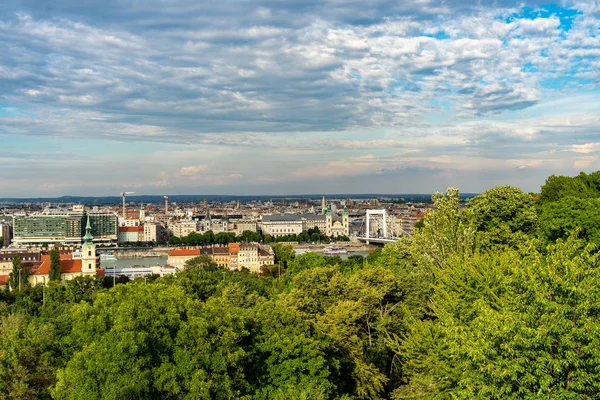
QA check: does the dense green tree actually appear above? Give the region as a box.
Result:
[462,185,539,248]
[8,255,22,291]
[52,284,192,399]
[0,315,59,399]
[49,248,62,282]
[239,230,262,243]
[540,196,600,245]
[396,235,600,399]
[185,254,220,271]
[271,244,295,270]
[249,299,336,399]
[540,172,599,203]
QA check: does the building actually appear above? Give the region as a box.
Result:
[235,219,258,235]
[1,222,12,247]
[143,223,158,242]
[237,242,269,273]
[261,215,304,237]
[13,212,118,246]
[118,226,143,243]
[261,205,349,238]
[0,248,40,277]
[171,220,200,237]
[0,217,102,289]
[167,243,274,273]
[167,248,201,269]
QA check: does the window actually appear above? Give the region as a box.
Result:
[89,263,92,269]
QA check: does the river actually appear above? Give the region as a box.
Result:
[100,250,370,269]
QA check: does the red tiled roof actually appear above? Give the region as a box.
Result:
[31,254,83,275]
[167,249,201,257]
[119,226,143,233]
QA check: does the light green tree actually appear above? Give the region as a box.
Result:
[395,235,600,399]
[462,185,539,248]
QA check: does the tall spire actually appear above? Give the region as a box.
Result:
[83,216,94,244]
[322,195,326,214]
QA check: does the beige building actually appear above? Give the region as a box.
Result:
[166,248,201,270]
[171,220,199,237]
[167,243,274,273]
[236,220,258,235]
[261,206,349,238]
[143,223,158,242]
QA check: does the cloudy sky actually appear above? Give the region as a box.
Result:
[1,1,599,197]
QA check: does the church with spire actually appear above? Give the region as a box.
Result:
[24,215,102,287]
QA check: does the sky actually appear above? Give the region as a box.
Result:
[0,1,599,197]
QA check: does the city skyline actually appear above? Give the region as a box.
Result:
[1,1,599,196]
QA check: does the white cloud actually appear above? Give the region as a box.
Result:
[180,164,211,176]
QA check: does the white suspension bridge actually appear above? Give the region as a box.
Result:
[356,209,412,245]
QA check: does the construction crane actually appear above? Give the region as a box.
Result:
[164,196,169,215]
[120,192,135,217]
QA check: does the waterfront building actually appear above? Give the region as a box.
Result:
[143,223,158,242]
[166,248,201,269]
[167,243,274,272]
[118,226,143,243]
[13,212,118,246]
[261,204,349,238]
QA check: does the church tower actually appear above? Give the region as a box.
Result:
[139,202,145,221]
[342,205,349,236]
[82,216,97,275]
[325,203,332,237]
[322,196,326,214]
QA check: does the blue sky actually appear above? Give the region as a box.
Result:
[0,0,599,197]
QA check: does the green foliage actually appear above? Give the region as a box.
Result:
[184,254,220,271]
[396,235,600,399]
[540,196,600,245]
[9,255,21,291]
[270,243,295,268]
[540,171,600,203]
[49,248,62,282]
[0,314,59,399]
[463,185,539,248]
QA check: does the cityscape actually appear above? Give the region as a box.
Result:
[2,0,600,398]
[0,194,434,286]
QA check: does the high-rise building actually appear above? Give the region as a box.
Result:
[13,212,117,246]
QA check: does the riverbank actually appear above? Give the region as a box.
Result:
[98,241,375,260]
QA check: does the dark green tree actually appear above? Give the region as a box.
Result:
[49,248,62,282]
[8,255,21,291]
[540,196,600,245]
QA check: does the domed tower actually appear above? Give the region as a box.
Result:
[82,216,97,274]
